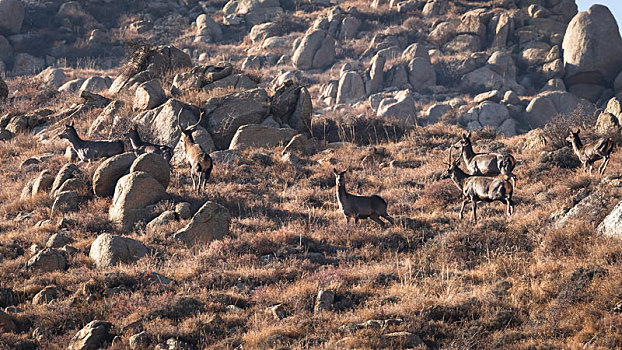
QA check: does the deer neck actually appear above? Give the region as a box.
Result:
[461,143,476,163]
[337,182,349,203]
[450,168,470,191]
[128,133,143,149]
[65,129,84,148]
[570,137,583,154]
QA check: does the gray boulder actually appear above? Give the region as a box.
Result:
[51,164,81,194]
[109,172,167,230]
[292,29,335,70]
[229,124,298,150]
[563,5,622,90]
[89,233,148,268]
[598,200,622,237]
[93,152,137,197]
[407,57,436,93]
[51,191,79,215]
[37,67,66,88]
[174,201,231,246]
[521,91,580,128]
[68,320,113,350]
[133,80,165,111]
[133,98,199,149]
[0,0,24,34]
[336,71,365,104]
[204,88,271,149]
[130,152,170,189]
[195,13,222,43]
[377,90,417,125]
[27,248,66,272]
[271,80,312,133]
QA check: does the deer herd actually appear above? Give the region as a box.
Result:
[57,117,616,227]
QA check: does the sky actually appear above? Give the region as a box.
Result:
[576,0,622,34]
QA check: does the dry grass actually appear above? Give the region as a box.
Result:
[2,78,622,349]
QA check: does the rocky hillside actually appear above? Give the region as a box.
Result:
[2,0,622,348]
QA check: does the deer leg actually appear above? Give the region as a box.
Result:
[600,157,610,175]
[459,199,469,219]
[381,214,395,225]
[371,214,385,228]
[472,200,477,223]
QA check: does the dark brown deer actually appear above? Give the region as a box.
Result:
[566,129,615,175]
[333,168,395,227]
[58,122,124,162]
[453,131,517,187]
[441,149,514,223]
[177,111,213,193]
[124,126,173,163]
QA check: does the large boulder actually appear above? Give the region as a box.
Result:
[27,248,66,272]
[249,22,280,43]
[195,13,222,43]
[51,190,79,215]
[0,0,24,34]
[224,0,283,25]
[229,124,298,150]
[365,52,386,95]
[133,98,199,149]
[129,152,170,189]
[109,45,192,94]
[292,29,335,70]
[68,320,113,350]
[93,153,137,197]
[51,163,81,194]
[563,5,622,98]
[37,67,66,88]
[377,90,417,125]
[133,80,165,111]
[598,200,622,237]
[407,57,436,93]
[89,233,148,268]
[271,80,312,133]
[521,91,581,128]
[174,201,231,246]
[204,88,271,149]
[109,172,167,230]
[336,71,365,104]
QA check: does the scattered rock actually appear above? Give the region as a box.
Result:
[130,152,170,189]
[51,191,79,215]
[175,202,192,220]
[314,289,334,312]
[174,201,231,246]
[92,152,136,197]
[108,172,167,231]
[32,286,59,305]
[89,233,148,268]
[133,80,166,111]
[68,320,113,350]
[27,248,66,272]
[229,124,298,150]
[292,29,336,70]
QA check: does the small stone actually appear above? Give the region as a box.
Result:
[174,202,192,220]
[314,289,334,312]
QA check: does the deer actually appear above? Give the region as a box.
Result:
[58,122,124,162]
[333,168,395,227]
[177,110,213,193]
[441,149,514,223]
[566,129,615,175]
[452,131,517,187]
[124,126,173,163]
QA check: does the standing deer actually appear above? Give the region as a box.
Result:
[441,149,514,223]
[58,122,124,162]
[453,132,517,187]
[177,110,213,193]
[566,129,615,175]
[124,126,173,163]
[333,168,395,227]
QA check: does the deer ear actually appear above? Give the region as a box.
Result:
[467,131,472,138]
[576,129,580,134]
[333,168,338,175]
